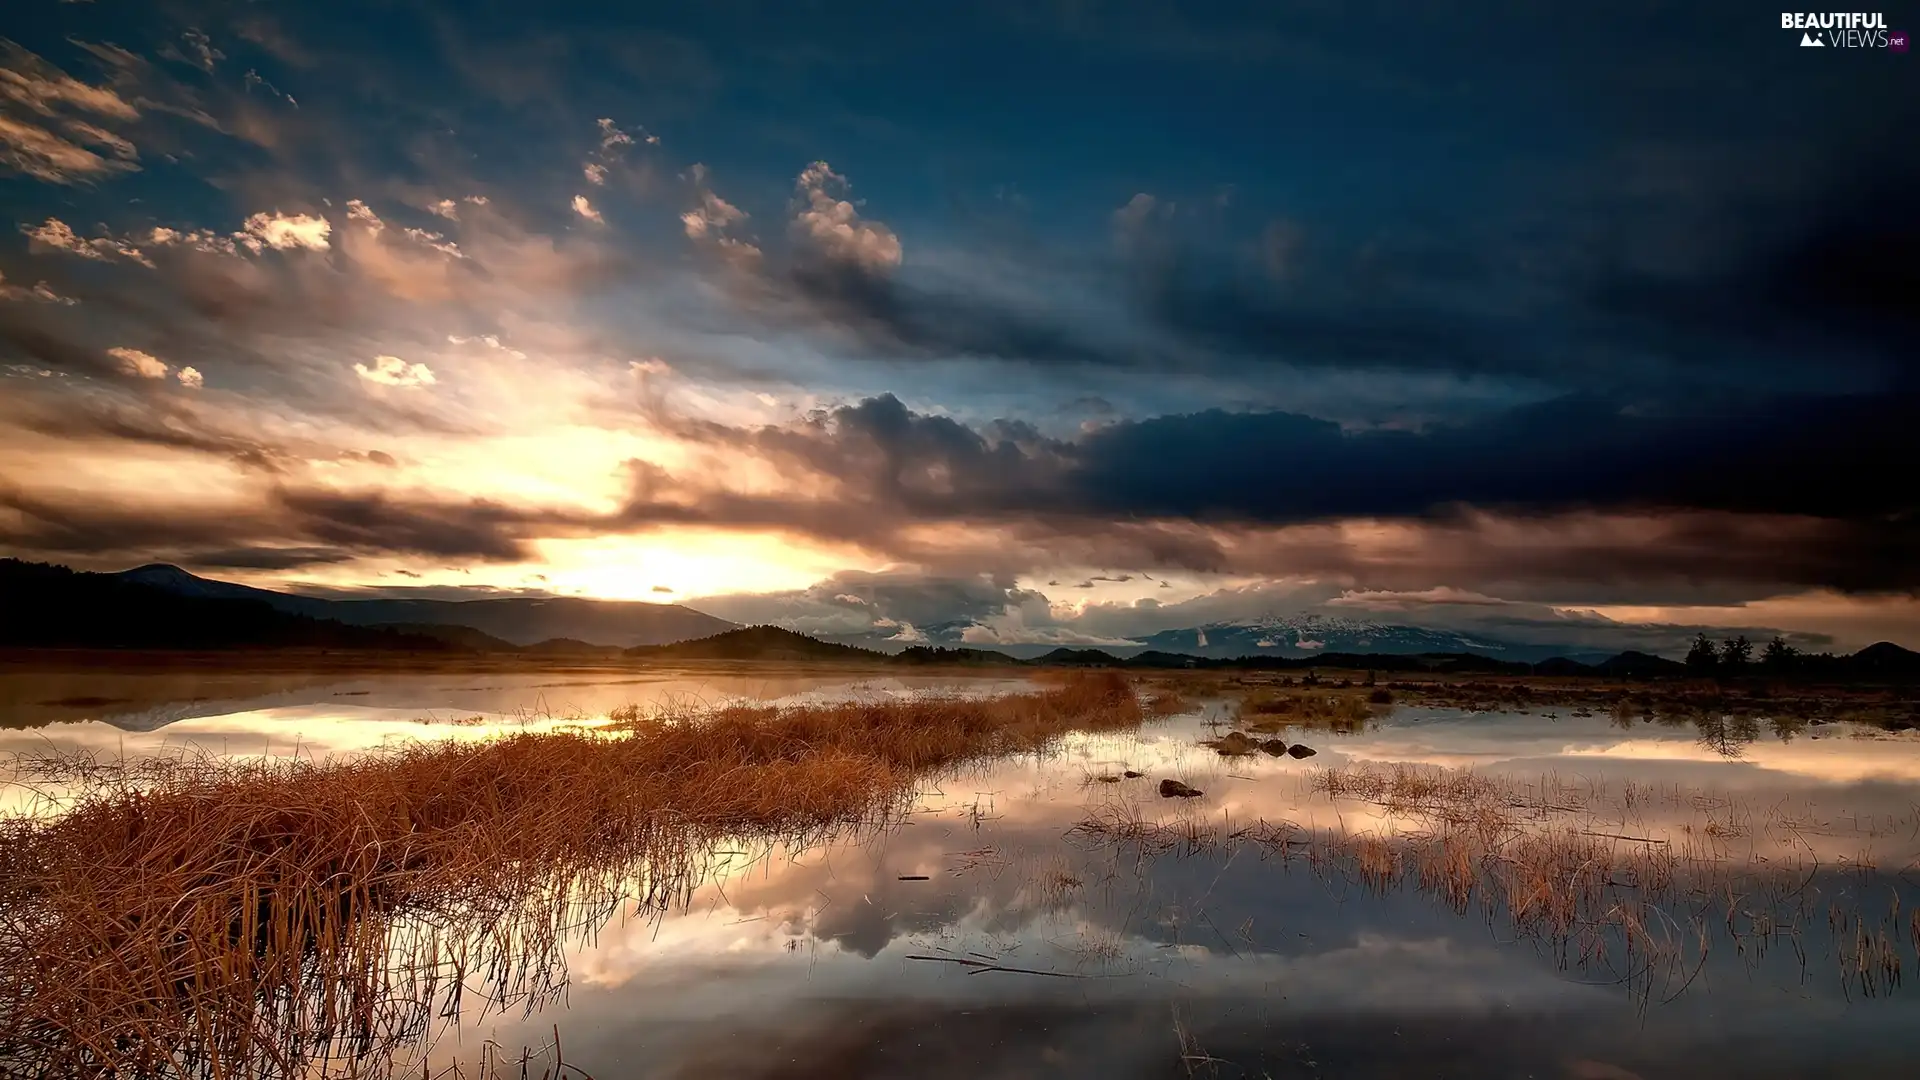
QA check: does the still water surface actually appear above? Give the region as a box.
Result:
[6,668,1920,1077]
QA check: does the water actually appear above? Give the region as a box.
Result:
[6,669,1920,1077]
[0,663,1035,750]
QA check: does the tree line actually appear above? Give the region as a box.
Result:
[1685,633,1802,674]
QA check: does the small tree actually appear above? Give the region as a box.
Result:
[1720,635,1753,672]
[1762,636,1799,671]
[1685,633,1719,673]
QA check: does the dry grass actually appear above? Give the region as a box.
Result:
[0,673,1144,1078]
[1143,685,1196,718]
[1391,676,1920,733]
[1232,686,1380,732]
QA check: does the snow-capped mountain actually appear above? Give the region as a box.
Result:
[1136,614,1600,663]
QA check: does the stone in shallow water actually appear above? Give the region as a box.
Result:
[1207,731,1258,756]
[1260,738,1289,756]
[1286,743,1317,758]
[1159,779,1204,798]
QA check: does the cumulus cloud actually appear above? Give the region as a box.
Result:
[144,225,239,255]
[571,194,603,223]
[402,226,462,258]
[353,355,436,388]
[239,211,331,252]
[345,199,384,230]
[792,161,901,270]
[595,117,634,151]
[339,200,461,258]
[678,165,757,261]
[175,365,204,389]
[22,217,152,266]
[106,347,168,379]
[578,118,654,186]
[682,190,746,240]
[428,199,459,219]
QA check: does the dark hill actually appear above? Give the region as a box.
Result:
[625,625,887,663]
[893,646,1022,666]
[1594,651,1688,677]
[0,560,461,653]
[373,622,521,651]
[115,564,736,647]
[1032,648,1125,667]
[518,637,627,657]
[1847,642,1920,676]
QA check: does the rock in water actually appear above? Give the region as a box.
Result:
[1205,731,1258,756]
[1159,779,1204,798]
[1286,743,1317,758]
[1260,738,1289,756]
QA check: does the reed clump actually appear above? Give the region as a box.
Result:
[0,673,1143,1078]
[1233,686,1381,732]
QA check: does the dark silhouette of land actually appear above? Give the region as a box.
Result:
[1,560,461,654]
[4,559,1916,681]
[112,563,735,647]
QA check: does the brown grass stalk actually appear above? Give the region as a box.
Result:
[0,673,1144,1078]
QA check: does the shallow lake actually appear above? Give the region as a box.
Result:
[6,670,1920,1077]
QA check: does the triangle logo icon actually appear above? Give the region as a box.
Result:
[1800,31,1824,46]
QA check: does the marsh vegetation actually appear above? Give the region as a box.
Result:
[3,666,1919,1077]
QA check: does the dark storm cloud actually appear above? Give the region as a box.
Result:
[272,489,547,561]
[775,258,1126,367]
[630,392,1920,593]
[1062,394,1917,523]
[182,546,359,570]
[0,487,279,558]
[7,386,287,465]
[736,139,1918,396]
[0,485,561,566]
[655,392,1919,525]
[1584,159,1920,389]
[0,315,121,381]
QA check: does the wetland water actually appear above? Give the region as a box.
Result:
[5,668,1920,1078]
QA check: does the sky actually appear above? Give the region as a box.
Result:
[1,0,1915,655]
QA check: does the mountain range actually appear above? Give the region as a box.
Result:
[113,563,736,647]
[1133,614,1612,664]
[4,561,1917,679]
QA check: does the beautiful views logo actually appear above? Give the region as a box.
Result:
[1781,11,1906,48]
